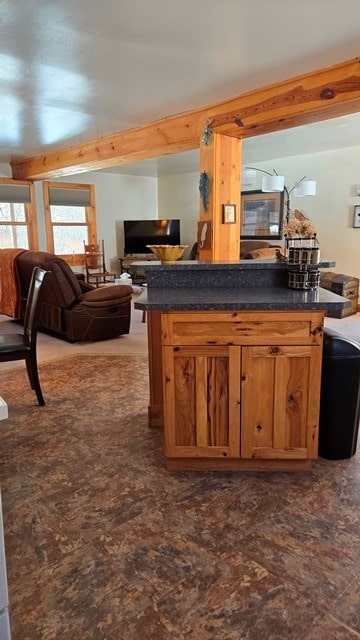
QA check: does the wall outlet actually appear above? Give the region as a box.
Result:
[0,398,8,420]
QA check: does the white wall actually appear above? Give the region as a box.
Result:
[157,172,199,257]
[4,143,360,280]
[246,148,360,280]
[158,147,360,279]
[0,164,12,178]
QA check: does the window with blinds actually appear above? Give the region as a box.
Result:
[0,179,38,250]
[43,181,97,260]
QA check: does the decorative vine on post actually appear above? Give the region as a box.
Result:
[199,171,210,212]
[199,118,213,212]
[201,118,213,146]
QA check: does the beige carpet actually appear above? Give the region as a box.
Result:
[0,297,148,373]
[1,303,358,371]
[324,311,360,344]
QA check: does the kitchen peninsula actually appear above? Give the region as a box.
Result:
[135,259,349,472]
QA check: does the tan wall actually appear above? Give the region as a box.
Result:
[248,148,360,281]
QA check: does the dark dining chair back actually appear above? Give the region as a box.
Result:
[0,267,49,406]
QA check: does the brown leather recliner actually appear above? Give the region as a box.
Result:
[15,251,132,342]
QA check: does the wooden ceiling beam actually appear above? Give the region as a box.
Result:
[11,57,360,180]
[209,58,360,137]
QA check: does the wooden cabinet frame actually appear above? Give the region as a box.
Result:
[163,345,241,459]
[240,344,322,461]
[147,309,325,471]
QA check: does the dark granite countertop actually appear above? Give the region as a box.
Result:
[133,259,336,271]
[134,286,350,312]
[132,259,349,311]
[133,259,336,289]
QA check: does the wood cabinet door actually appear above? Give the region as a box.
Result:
[163,345,241,458]
[241,345,322,460]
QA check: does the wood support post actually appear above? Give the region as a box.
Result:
[198,133,242,261]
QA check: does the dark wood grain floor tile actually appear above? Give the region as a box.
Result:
[9,543,157,640]
[141,553,320,640]
[91,505,218,596]
[1,356,360,640]
[235,503,360,609]
[332,577,360,635]
[303,614,360,639]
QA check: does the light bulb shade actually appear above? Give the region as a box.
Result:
[242,169,257,185]
[261,175,285,192]
[294,180,316,197]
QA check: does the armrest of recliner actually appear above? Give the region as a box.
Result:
[79,281,95,293]
[81,284,132,307]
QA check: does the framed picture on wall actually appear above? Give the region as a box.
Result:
[353,205,360,228]
[241,190,284,239]
[222,204,236,224]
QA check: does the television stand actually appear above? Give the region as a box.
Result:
[119,254,158,284]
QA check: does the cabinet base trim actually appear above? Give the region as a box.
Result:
[148,404,163,427]
[166,458,313,472]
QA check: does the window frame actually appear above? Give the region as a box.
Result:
[0,178,39,250]
[43,181,97,264]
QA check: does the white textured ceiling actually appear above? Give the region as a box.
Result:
[1,0,360,174]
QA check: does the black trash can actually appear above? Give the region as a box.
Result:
[319,328,360,459]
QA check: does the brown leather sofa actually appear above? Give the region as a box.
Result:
[15,251,132,342]
[189,240,281,260]
[240,240,281,259]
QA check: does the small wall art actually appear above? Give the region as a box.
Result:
[222,204,236,224]
[353,205,360,228]
[197,220,212,250]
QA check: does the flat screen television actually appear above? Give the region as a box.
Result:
[123,219,181,254]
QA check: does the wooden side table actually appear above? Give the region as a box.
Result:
[119,254,157,284]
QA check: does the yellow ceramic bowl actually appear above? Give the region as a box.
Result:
[146,244,188,264]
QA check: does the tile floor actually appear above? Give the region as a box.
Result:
[0,308,359,639]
